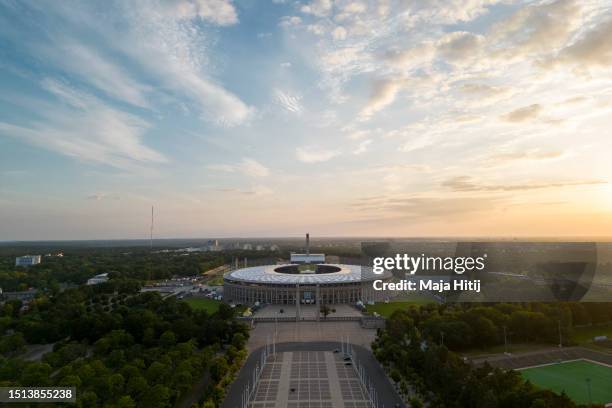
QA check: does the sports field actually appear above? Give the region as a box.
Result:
[519,360,612,404]
[183,297,221,314]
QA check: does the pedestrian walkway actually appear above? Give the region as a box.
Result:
[249,351,371,408]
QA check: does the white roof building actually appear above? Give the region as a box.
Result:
[15,255,41,267]
[87,273,109,285]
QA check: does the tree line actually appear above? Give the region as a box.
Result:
[373,303,609,408]
[0,280,248,407]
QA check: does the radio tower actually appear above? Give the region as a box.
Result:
[150,206,154,251]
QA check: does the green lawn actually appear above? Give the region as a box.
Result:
[572,323,612,343]
[183,297,222,314]
[519,360,612,404]
[365,298,435,318]
[206,276,224,286]
[298,264,316,272]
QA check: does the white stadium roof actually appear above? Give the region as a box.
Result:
[224,264,387,285]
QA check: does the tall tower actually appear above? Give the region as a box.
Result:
[306,233,310,256]
[150,206,154,250]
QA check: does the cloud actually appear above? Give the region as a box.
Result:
[215,185,273,196]
[332,26,347,41]
[399,135,435,153]
[240,159,270,177]
[501,104,543,122]
[489,0,582,58]
[384,42,436,69]
[442,176,606,192]
[279,16,302,27]
[38,42,151,108]
[547,18,612,69]
[437,31,484,63]
[359,78,404,119]
[353,139,372,155]
[168,0,239,26]
[300,0,333,17]
[487,149,565,163]
[208,158,270,177]
[350,195,499,219]
[296,146,339,163]
[273,89,303,114]
[27,1,253,127]
[0,80,166,170]
[87,193,120,201]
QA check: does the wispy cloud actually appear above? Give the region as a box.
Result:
[442,176,606,192]
[295,146,339,163]
[208,158,270,177]
[501,104,543,122]
[274,89,303,114]
[0,79,166,170]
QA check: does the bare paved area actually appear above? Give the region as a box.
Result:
[223,342,405,408]
[252,305,364,320]
[248,321,377,352]
[250,351,371,408]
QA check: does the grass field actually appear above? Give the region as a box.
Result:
[519,360,612,404]
[365,298,434,318]
[572,323,612,343]
[183,297,221,314]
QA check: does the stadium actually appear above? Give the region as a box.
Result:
[223,234,391,306]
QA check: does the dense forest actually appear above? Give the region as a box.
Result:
[388,301,612,351]
[372,303,612,408]
[0,247,281,291]
[0,281,248,407]
[0,248,256,407]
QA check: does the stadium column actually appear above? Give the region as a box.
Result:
[316,284,320,322]
[296,283,300,322]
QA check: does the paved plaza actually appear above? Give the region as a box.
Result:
[250,351,372,408]
[248,321,377,351]
[252,304,364,320]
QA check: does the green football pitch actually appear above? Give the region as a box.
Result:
[519,360,612,404]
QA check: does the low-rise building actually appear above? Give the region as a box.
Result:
[87,273,109,285]
[15,255,41,267]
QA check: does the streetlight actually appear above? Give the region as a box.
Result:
[586,378,592,404]
[503,326,508,354]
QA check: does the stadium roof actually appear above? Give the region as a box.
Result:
[224,264,387,285]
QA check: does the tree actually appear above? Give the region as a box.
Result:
[117,395,136,408]
[210,356,229,383]
[320,304,331,319]
[160,330,176,348]
[138,384,170,408]
[231,332,246,349]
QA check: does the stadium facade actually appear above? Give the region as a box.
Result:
[223,234,391,306]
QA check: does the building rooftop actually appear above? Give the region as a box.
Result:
[225,264,387,285]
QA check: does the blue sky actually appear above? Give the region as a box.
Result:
[1,0,612,240]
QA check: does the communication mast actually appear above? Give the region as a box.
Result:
[150,206,154,250]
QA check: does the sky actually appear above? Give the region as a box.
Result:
[0,0,612,240]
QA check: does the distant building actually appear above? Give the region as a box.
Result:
[290,233,325,263]
[290,253,326,264]
[15,255,41,267]
[87,273,109,285]
[1,289,37,302]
